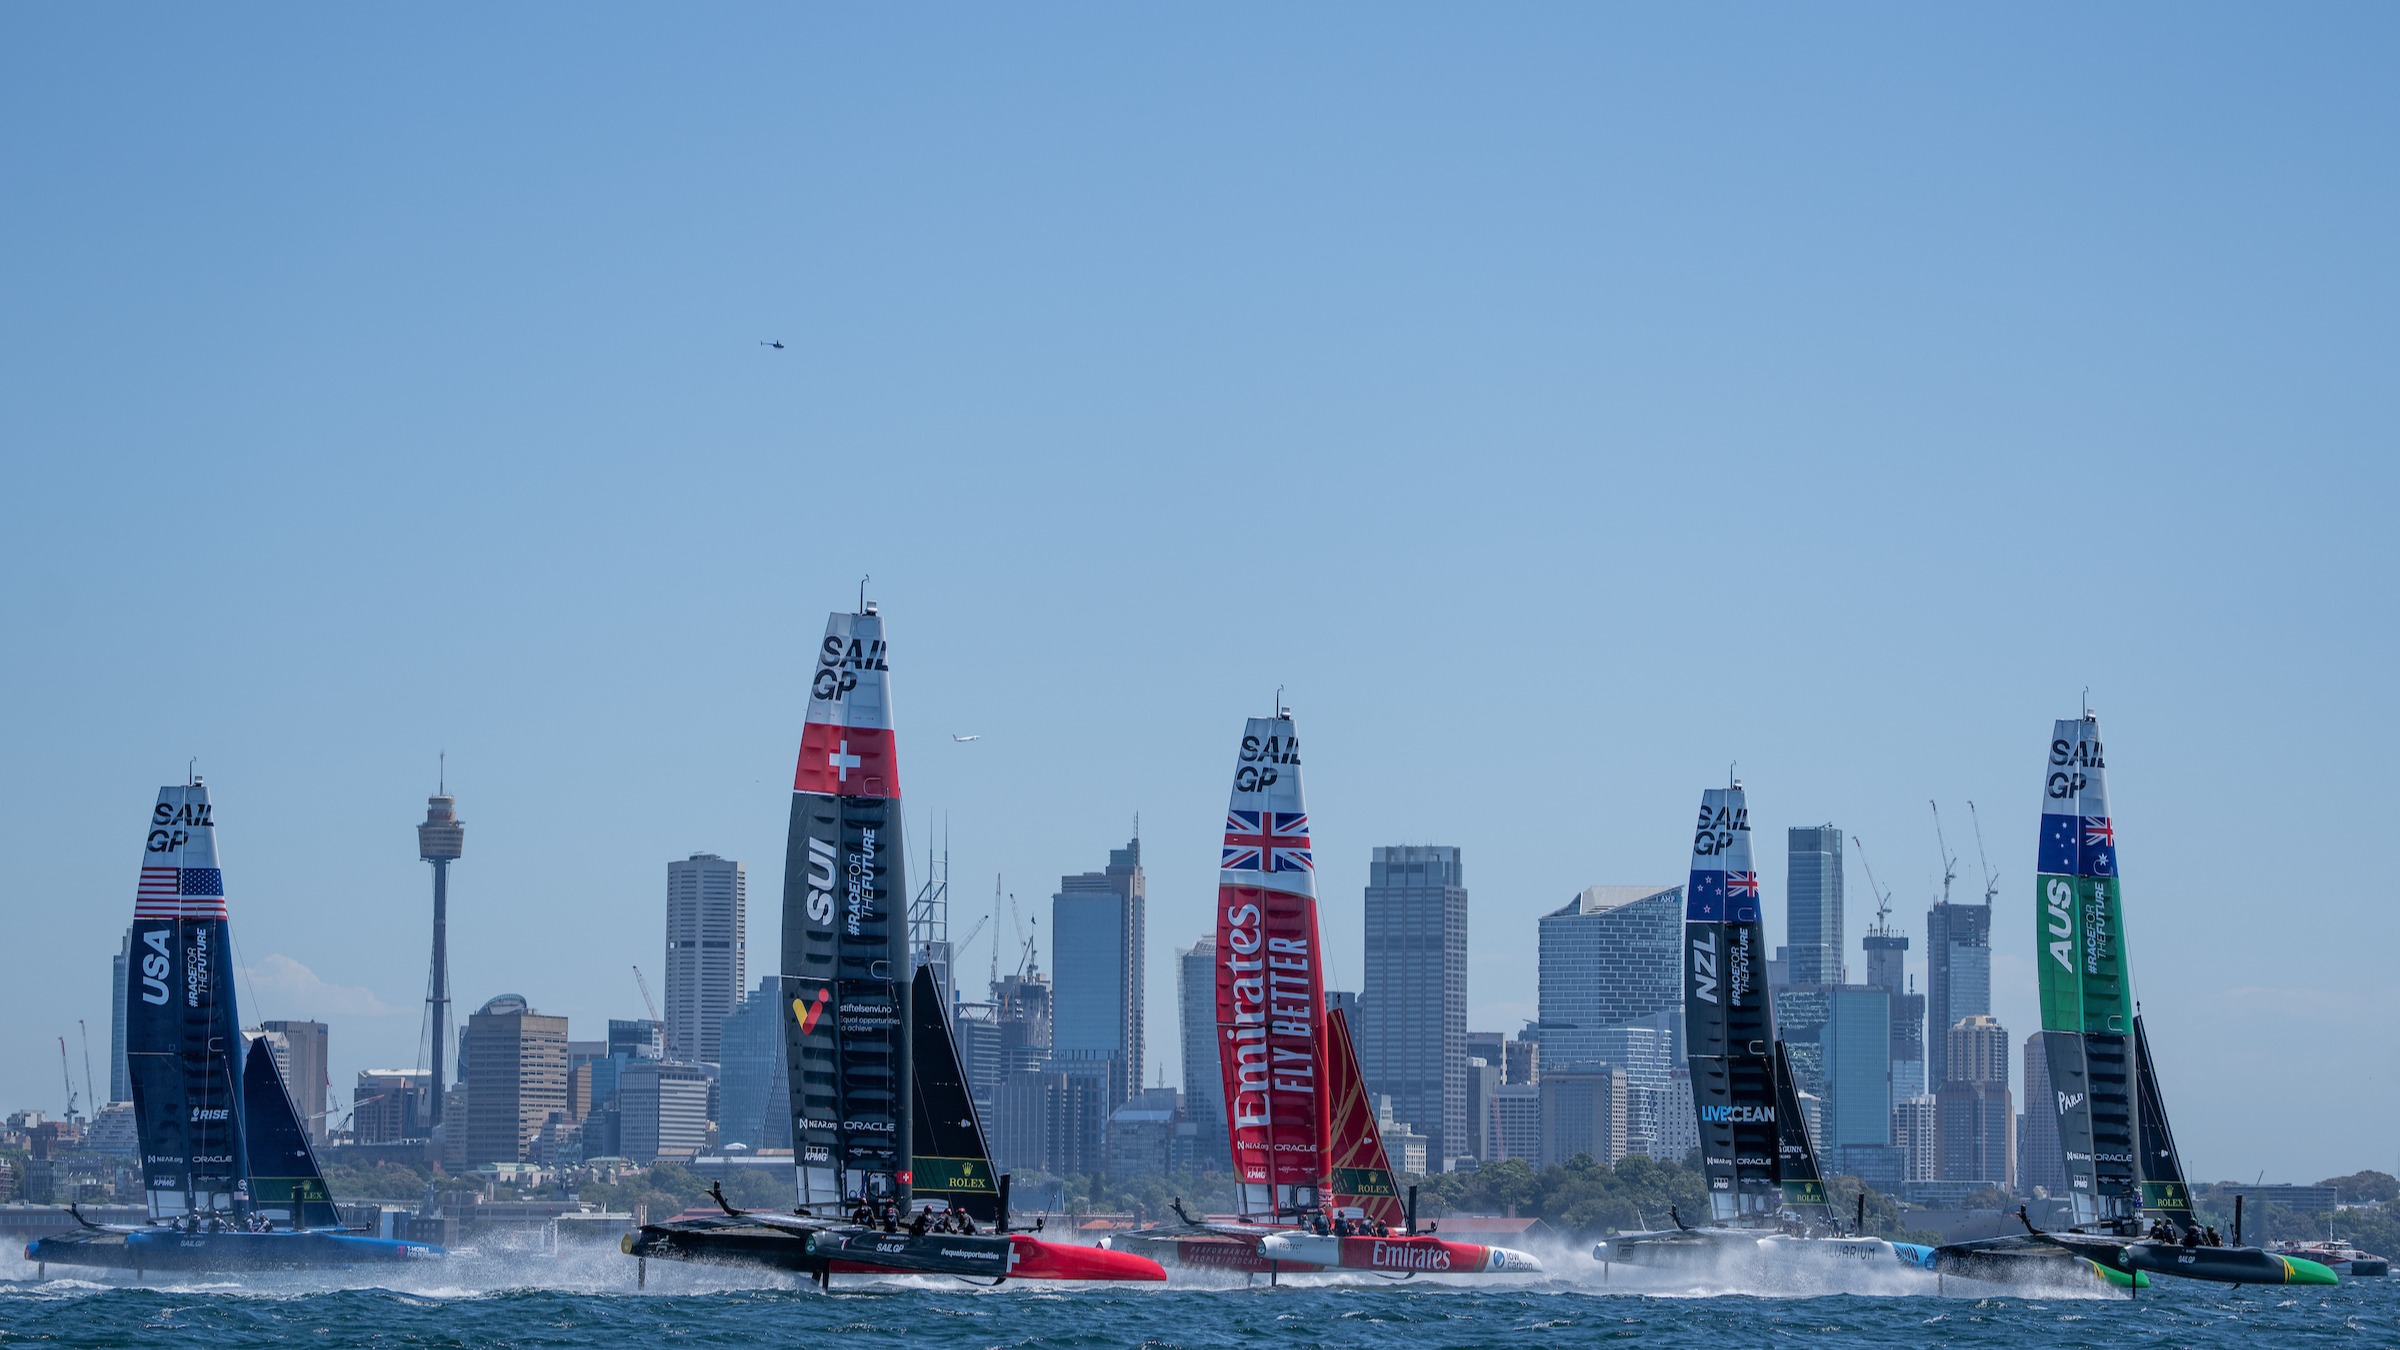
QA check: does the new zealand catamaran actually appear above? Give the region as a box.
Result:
[1104,712,1540,1279]
[622,603,1163,1286]
[26,780,445,1275]
[1592,781,1900,1271]
[1929,716,2336,1288]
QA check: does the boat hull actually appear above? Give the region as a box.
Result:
[1259,1232,1541,1275]
[623,1219,1163,1282]
[25,1228,443,1273]
[1594,1227,1901,1271]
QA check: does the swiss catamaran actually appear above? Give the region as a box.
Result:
[623,603,1162,1286]
[1105,713,1539,1279]
[26,780,444,1275]
[1932,717,2335,1288]
[1592,781,1898,1271]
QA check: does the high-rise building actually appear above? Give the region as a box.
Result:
[417,785,465,1126]
[665,853,746,1065]
[1894,1094,1939,1182]
[1361,845,1470,1167]
[994,1068,1107,1179]
[1925,901,1992,1088]
[2017,1031,2067,1197]
[353,1069,431,1144]
[618,1060,712,1163]
[1936,1014,2013,1189]
[1787,825,1846,985]
[1049,836,1145,1110]
[257,1020,330,1143]
[1465,1056,1499,1161]
[1535,885,1683,1070]
[1488,1084,1542,1165]
[1820,988,1891,1152]
[1502,1038,1541,1086]
[719,976,790,1150]
[1540,1067,1629,1168]
[1863,925,1926,1100]
[461,995,569,1165]
[1177,937,1227,1169]
[110,929,132,1103]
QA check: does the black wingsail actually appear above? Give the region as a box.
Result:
[241,1039,341,1230]
[126,781,250,1222]
[1772,1040,1836,1227]
[909,965,1003,1223]
[2131,1015,2193,1226]
[1684,783,1779,1224]
[784,606,911,1213]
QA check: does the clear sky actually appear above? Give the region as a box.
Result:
[3,5,2393,1182]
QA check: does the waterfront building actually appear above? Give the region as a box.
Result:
[352,1069,431,1144]
[719,976,791,1150]
[1103,1086,1182,1180]
[1177,937,1227,1169]
[110,929,131,1103]
[461,995,569,1165]
[256,1020,330,1143]
[1895,1093,1939,1182]
[618,1059,712,1163]
[1361,845,1470,1167]
[1820,987,1892,1153]
[1536,886,1683,1072]
[1936,1014,2013,1189]
[1540,1067,1629,1168]
[2017,1031,2067,1197]
[1050,836,1145,1111]
[665,853,746,1065]
[1925,901,1992,1088]
[1787,825,1846,984]
[1465,1056,1498,1161]
[1653,1069,1699,1164]
[994,1068,1106,1179]
[1489,1083,1542,1165]
[1862,926,1926,1098]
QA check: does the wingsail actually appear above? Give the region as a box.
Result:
[242,1038,341,1230]
[908,964,1003,1224]
[784,605,911,1213]
[126,781,247,1221]
[2034,717,2138,1229]
[1772,1040,1836,1227]
[1683,783,1777,1223]
[1214,715,1329,1220]
[2131,1014,2194,1226]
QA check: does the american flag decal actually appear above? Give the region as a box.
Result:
[1222,811,1312,873]
[136,867,181,919]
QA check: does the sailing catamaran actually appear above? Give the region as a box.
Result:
[622,603,1162,1286]
[1932,716,2335,1288]
[1592,781,1899,1271]
[1105,713,1539,1279]
[26,780,445,1275]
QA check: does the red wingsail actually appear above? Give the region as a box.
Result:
[1213,715,1328,1220]
[1323,1006,1406,1228]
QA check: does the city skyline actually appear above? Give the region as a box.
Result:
[4,5,2393,1186]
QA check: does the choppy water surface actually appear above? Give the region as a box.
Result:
[1,1245,2394,1348]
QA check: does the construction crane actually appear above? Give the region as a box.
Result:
[77,1020,98,1113]
[1929,800,1959,906]
[58,1037,77,1121]
[1966,800,2001,904]
[1851,835,1895,934]
[632,965,661,1024]
[955,913,991,979]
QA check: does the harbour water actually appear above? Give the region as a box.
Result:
[2,1252,2393,1349]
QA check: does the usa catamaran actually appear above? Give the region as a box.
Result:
[26,779,445,1275]
[622,602,1163,1286]
[1104,712,1539,1279]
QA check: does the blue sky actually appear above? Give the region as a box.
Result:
[3,5,2393,1181]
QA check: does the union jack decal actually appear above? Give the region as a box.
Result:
[1726,871,1761,901]
[1223,810,1312,873]
[2084,817,2115,847]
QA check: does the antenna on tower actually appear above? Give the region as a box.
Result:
[859,574,871,613]
[1967,800,2000,905]
[1729,761,1739,789]
[1274,684,1286,719]
[438,750,445,795]
[1929,800,1959,906]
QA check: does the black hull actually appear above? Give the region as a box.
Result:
[623,1218,1012,1280]
[26,1228,442,1273]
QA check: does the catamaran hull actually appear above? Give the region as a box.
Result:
[2106,1239,2337,1286]
[1258,1233,1542,1274]
[1593,1229,1901,1271]
[1104,1228,1282,1274]
[25,1229,443,1273]
[623,1221,1163,1282]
